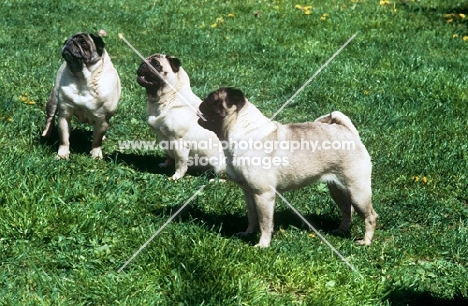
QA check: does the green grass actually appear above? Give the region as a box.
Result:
[1,0,468,304]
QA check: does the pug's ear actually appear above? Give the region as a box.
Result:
[224,87,246,111]
[90,33,105,56]
[166,56,182,72]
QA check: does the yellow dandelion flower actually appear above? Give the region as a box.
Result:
[453,34,459,39]
[308,233,316,238]
[211,23,217,28]
[422,176,428,184]
[304,10,311,15]
[322,13,330,17]
[295,4,303,10]
[320,16,327,21]
[460,13,466,19]
[380,0,390,5]
[7,117,14,122]
[412,176,420,182]
[26,100,36,105]
[447,18,454,23]
[20,95,28,102]
[464,36,468,41]
[227,13,234,17]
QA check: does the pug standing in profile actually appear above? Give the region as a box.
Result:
[136,54,225,180]
[42,32,121,159]
[198,87,377,248]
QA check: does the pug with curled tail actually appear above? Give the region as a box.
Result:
[42,32,121,160]
[136,54,226,180]
[198,87,377,247]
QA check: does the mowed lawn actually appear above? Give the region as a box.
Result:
[1,0,468,305]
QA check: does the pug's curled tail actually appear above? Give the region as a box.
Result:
[41,64,65,137]
[314,111,359,137]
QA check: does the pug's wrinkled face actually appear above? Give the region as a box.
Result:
[61,33,105,73]
[136,54,181,94]
[198,87,246,139]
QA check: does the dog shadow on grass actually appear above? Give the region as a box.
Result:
[40,128,95,156]
[39,128,211,178]
[110,151,174,176]
[39,128,172,176]
[110,151,343,245]
[109,151,221,179]
[384,288,468,306]
[149,200,344,246]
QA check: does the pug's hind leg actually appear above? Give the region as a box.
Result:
[349,185,377,246]
[327,181,353,236]
[170,148,190,180]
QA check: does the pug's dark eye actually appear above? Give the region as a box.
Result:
[150,61,162,72]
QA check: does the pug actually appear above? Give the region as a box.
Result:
[198,87,377,247]
[41,32,121,159]
[136,54,225,180]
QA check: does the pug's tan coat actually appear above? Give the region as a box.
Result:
[198,87,377,247]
